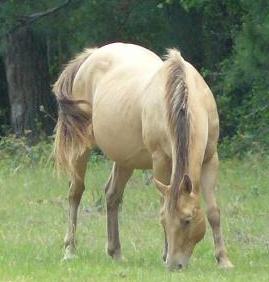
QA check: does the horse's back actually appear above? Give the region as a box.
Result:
[73,43,162,98]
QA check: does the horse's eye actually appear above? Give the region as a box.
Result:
[181,217,192,227]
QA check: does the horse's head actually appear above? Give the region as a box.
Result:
[154,174,206,270]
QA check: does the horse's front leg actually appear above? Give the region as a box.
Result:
[162,229,168,262]
[201,152,233,268]
[152,151,171,263]
[105,163,133,260]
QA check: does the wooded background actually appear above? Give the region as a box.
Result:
[0,0,268,154]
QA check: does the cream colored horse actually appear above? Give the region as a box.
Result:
[53,43,233,270]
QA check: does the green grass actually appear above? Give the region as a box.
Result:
[0,155,269,281]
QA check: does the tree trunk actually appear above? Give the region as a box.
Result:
[4,25,54,140]
[0,57,9,134]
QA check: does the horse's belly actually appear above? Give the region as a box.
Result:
[94,128,152,169]
[92,93,152,169]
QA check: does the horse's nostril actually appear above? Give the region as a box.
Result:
[177,263,183,269]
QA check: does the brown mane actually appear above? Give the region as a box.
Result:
[165,49,190,210]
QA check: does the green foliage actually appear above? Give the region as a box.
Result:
[0,0,269,156]
[179,0,209,11]
[0,0,64,35]
[217,0,269,153]
[0,135,53,171]
[0,135,105,172]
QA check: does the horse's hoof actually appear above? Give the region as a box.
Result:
[113,253,127,262]
[218,258,234,269]
[112,253,122,261]
[63,246,77,261]
[112,251,123,261]
[108,248,123,261]
[63,253,77,261]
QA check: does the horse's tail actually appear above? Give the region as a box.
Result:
[165,49,190,209]
[53,48,97,177]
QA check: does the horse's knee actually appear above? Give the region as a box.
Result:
[106,192,121,210]
[207,207,220,228]
[69,181,85,203]
[105,188,123,210]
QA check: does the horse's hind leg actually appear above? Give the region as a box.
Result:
[105,163,133,260]
[201,152,233,268]
[64,150,89,260]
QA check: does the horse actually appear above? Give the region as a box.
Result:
[53,42,233,270]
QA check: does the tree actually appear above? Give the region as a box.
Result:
[218,0,269,150]
[0,0,73,139]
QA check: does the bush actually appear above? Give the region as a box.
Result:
[0,135,106,174]
[0,135,53,171]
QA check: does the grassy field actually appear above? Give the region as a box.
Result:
[0,153,268,281]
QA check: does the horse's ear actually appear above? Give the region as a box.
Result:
[180,174,193,195]
[153,178,170,195]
